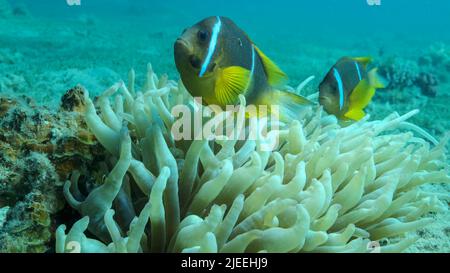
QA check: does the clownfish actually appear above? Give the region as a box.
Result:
[319,57,386,121]
[174,16,312,121]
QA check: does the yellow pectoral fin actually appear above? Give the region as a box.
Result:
[254,46,288,87]
[368,68,387,89]
[344,108,365,121]
[346,79,375,121]
[349,79,375,110]
[352,56,372,68]
[215,66,251,106]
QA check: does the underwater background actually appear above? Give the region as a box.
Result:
[1,0,450,134]
[0,0,449,252]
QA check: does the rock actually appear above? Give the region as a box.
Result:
[415,72,439,97]
[378,57,419,90]
[60,85,87,113]
[0,90,105,252]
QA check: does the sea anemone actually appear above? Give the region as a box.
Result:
[56,64,449,253]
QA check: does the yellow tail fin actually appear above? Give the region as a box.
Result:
[368,68,387,89]
[264,90,314,123]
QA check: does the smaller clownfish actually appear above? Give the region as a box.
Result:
[319,57,387,121]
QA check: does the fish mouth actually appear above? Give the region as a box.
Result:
[175,38,193,53]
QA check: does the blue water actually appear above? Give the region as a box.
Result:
[1,0,450,135]
[9,0,450,72]
[15,0,450,39]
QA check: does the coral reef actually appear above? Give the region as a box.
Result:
[377,44,450,99]
[372,47,450,137]
[418,43,450,77]
[0,91,104,252]
[415,72,439,97]
[378,56,442,98]
[56,65,449,253]
[378,57,420,91]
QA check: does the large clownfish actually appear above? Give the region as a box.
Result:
[174,16,312,121]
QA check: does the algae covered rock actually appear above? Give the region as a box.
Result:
[0,90,105,252]
[378,57,420,91]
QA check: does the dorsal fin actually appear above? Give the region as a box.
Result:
[352,56,372,68]
[254,46,288,87]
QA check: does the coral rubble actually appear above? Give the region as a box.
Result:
[56,65,449,253]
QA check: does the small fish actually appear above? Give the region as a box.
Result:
[319,57,386,121]
[174,16,312,121]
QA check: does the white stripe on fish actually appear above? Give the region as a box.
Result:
[199,16,222,77]
[333,68,344,110]
[354,61,362,81]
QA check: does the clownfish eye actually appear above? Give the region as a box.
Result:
[197,30,209,42]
